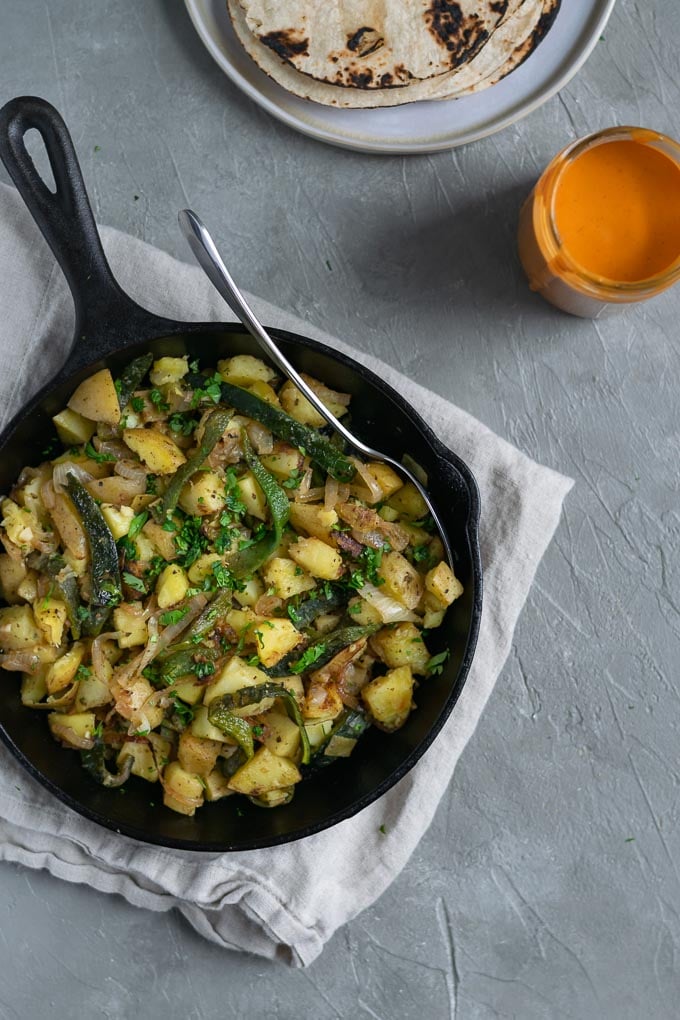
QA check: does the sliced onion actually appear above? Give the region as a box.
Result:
[92,631,119,683]
[351,459,382,504]
[294,466,314,501]
[359,582,419,624]
[254,593,283,616]
[112,594,207,691]
[95,439,129,461]
[246,421,274,455]
[49,721,94,750]
[324,476,338,511]
[0,647,59,672]
[114,460,148,485]
[52,462,94,493]
[296,487,325,504]
[40,479,56,511]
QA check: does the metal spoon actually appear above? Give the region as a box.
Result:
[178,208,452,566]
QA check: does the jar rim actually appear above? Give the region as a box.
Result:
[540,126,680,299]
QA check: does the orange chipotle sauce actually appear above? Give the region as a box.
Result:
[553,139,680,282]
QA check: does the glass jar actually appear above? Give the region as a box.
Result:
[518,127,680,318]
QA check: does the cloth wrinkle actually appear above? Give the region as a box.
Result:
[0,182,573,966]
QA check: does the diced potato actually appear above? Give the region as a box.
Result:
[52,408,96,446]
[21,669,48,706]
[48,711,97,746]
[262,557,315,600]
[0,555,27,604]
[253,618,302,668]
[351,462,404,504]
[423,607,446,630]
[260,709,301,759]
[172,678,205,705]
[0,605,43,649]
[149,356,189,386]
[377,551,424,611]
[314,612,343,635]
[46,643,85,694]
[203,656,274,716]
[122,428,186,474]
[16,572,39,604]
[162,761,204,815]
[53,450,110,480]
[362,665,414,732]
[227,746,301,796]
[387,482,428,520]
[260,449,301,479]
[187,553,222,585]
[117,740,159,782]
[133,534,156,564]
[204,768,234,801]
[156,564,189,608]
[75,668,113,710]
[67,369,121,425]
[378,504,400,523]
[49,494,87,559]
[34,598,68,646]
[191,705,229,742]
[347,596,382,626]
[279,375,349,426]
[100,504,135,540]
[237,472,267,521]
[142,519,178,561]
[250,788,295,807]
[279,674,304,707]
[178,471,227,517]
[233,575,265,608]
[1,498,49,555]
[288,503,338,543]
[302,679,344,721]
[85,476,146,506]
[289,536,343,581]
[113,603,148,648]
[370,623,430,674]
[247,380,281,406]
[178,731,222,777]
[218,354,276,387]
[225,607,259,640]
[425,561,463,607]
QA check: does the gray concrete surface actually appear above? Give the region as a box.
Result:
[1,0,679,1016]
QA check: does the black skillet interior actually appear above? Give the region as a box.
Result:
[0,97,482,851]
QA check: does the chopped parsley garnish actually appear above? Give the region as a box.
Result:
[149,388,170,412]
[130,396,145,413]
[76,665,92,682]
[190,372,222,407]
[282,469,302,490]
[359,546,384,585]
[194,660,215,680]
[173,514,208,568]
[123,571,146,593]
[117,534,137,560]
[290,642,327,674]
[159,607,189,626]
[426,650,450,676]
[168,412,198,437]
[211,561,244,591]
[246,654,261,667]
[146,474,158,495]
[84,442,116,464]
[252,724,264,737]
[170,694,194,725]
[224,468,247,516]
[379,824,387,835]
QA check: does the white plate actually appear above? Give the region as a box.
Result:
[185,0,616,155]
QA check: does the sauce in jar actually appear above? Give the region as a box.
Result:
[518,128,680,317]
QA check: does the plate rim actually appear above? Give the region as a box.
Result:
[184,0,618,155]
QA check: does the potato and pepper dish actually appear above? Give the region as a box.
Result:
[0,352,463,814]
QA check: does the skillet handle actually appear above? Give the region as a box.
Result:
[0,96,175,366]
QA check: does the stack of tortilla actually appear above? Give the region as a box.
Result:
[227,0,561,109]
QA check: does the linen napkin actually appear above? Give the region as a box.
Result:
[0,182,573,966]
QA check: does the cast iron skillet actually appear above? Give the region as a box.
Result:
[0,96,482,852]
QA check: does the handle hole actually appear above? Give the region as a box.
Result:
[24,128,57,195]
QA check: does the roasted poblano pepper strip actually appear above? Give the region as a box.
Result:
[155,406,233,520]
[66,474,122,607]
[209,683,311,765]
[207,703,254,761]
[81,740,132,788]
[217,380,356,483]
[286,583,348,630]
[116,352,153,410]
[157,588,234,661]
[153,644,221,685]
[228,432,289,578]
[307,708,371,771]
[79,605,113,637]
[266,623,380,678]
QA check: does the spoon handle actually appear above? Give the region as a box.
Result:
[178,209,453,566]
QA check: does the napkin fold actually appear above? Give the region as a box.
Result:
[0,182,572,966]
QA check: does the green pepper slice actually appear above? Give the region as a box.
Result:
[66,474,122,607]
[116,353,153,410]
[227,431,289,578]
[208,682,311,765]
[81,740,132,788]
[207,703,254,761]
[155,406,233,520]
[216,380,355,483]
